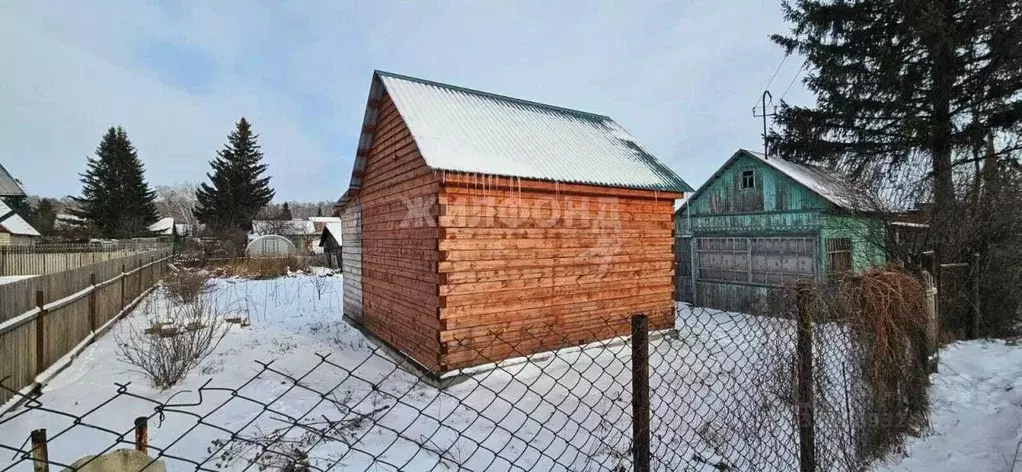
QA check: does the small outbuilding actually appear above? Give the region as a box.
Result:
[335,71,692,374]
[674,149,886,312]
[318,222,343,268]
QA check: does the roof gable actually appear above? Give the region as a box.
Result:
[679,149,873,215]
[0,164,26,197]
[338,71,691,208]
[0,200,40,236]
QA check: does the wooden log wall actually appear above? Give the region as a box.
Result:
[357,93,442,372]
[437,173,680,371]
[340,196,363,323]
[0,249,171,408]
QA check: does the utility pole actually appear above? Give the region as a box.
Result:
[753,90,776,159]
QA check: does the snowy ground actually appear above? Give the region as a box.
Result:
[873,340,1022,472]
[0,273,1016,471]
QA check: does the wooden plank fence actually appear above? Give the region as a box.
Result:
[0,249,172,409]
[0,243,170,276]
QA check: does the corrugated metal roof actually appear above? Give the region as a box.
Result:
[0,164,26,197]
[374,71,691,193]
[0,200,41,236]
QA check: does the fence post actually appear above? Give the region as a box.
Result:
[796,285,816,472]
[30,428,49,472]
[88,272,97,332]
[138,257,143,296]
[135,416,148,454]
[35,290,46,376]
[120,264,126,310]
[631,314,651,472]
[972,253,981,339]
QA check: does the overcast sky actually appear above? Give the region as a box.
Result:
[1,1,811,202]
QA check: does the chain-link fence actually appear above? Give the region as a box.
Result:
[0,274,933,471]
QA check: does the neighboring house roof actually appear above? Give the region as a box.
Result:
[678,149,875,214]
[0,200,41,237]
[309,216,341,223]
[0,164,26,197]
[148,217,176,235]
[338,71,693,209]
[319,222,343,247]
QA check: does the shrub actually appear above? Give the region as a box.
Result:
[163,268,213,304]
[117,287,232,389]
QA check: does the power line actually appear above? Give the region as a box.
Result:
[779,60,808,102]
[751,54,788,109]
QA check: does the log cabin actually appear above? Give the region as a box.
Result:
[335,71,693,375]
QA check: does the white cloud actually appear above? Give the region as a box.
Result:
[0,1,811,202]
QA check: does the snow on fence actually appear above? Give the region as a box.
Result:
[0,271,934,472]
[0,242,170,276]
[0,248,172,410]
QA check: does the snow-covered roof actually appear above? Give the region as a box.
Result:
[0,163,26,197]
[319,222,343,247]
[743,150,872,210]
[309,216,341,223]
[338,71,692,208]
[0,200,41,236]
[680,149,875,214]
[148,217,176,235]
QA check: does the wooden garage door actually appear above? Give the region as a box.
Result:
[696,236,816,286]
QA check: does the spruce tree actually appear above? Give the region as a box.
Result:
[769,0,1022,258]
[278,202,293,220]
[193,118,275,234]
[71,127,159,238]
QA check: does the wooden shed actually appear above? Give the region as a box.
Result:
[675,149,886,312]
[335,71,692,374]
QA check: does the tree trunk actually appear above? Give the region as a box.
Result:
[930,0,958,264]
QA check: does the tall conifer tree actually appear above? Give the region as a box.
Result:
[71,127,159,238]
[194,118,275,234]
[769,0,1022,258]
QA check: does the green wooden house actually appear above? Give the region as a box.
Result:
[675,149,887,312]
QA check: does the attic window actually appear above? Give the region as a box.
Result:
[740,170,756,189]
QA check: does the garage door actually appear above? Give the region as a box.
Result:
[696,236,816,286]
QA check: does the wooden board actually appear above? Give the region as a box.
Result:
[355,93,442,371]
[436,179,679,371]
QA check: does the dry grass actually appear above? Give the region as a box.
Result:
[210,257,312,279]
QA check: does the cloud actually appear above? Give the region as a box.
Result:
[0,1,810,202]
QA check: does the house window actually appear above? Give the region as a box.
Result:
[740,170,756,189]
[827,238,853,279]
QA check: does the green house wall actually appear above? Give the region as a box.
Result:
[676,151,887,309]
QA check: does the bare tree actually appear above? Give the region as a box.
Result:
[154,182,200,228]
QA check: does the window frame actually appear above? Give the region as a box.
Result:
[740,169,756,190]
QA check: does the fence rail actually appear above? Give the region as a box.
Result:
[0,249,171,410]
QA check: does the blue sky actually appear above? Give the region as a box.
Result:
[0,1,811,202]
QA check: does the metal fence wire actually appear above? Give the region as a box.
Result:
[0,283,932,471]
